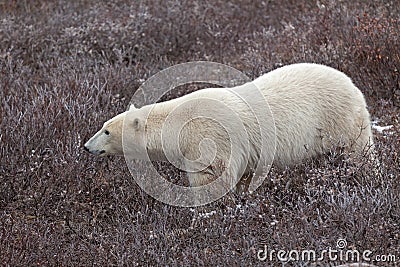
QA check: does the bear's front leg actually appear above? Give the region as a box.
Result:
[186,164,238,191]
[235,173,253,194]
[187,171,215,187]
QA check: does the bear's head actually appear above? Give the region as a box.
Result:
[84,104,148,158]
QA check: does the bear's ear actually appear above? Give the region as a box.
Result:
[129,103,137,110]
[132,118,141,131]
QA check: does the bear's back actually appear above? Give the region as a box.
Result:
[251,63,371,165]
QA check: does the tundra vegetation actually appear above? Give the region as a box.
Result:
[0,0,399,266]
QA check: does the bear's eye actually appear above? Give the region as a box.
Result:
[104,130,110,135]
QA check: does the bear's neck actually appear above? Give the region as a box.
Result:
[144,104,175,162]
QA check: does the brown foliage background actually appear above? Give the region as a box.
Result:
[0,0,399,266]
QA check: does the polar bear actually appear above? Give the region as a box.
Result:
[84,63,374,192]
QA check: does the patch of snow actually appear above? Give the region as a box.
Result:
[271,220,279,226]
[371,120,393,134]
[198,210,216,219]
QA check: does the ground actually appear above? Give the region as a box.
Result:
[0,0,399,266]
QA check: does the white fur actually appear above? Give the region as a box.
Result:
[253,63,373,167]
[84,63,373,191]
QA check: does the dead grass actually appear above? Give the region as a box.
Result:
[0,0,399,266]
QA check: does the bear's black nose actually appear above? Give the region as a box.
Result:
[83,146,89,152]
